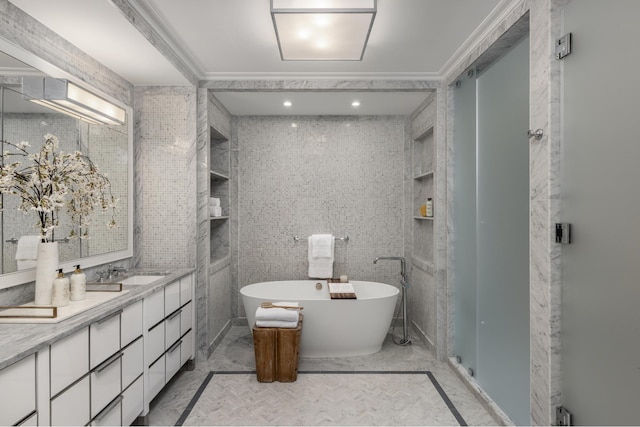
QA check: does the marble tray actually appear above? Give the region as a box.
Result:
[0,290,129,324]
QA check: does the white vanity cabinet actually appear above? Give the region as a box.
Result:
[0,354,37,426]
[143,274,195,413]
[48,299,145,426]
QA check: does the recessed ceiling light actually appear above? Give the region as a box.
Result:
[283,100,292,107]
[351,101,361,107]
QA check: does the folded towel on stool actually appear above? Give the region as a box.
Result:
[255,306,299,322]
[256,319,299,328]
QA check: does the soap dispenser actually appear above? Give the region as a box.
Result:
[70,264,86,301]
[51,269,70,307]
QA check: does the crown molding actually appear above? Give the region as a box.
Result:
[438,0,526,80]
[201,71,442,82]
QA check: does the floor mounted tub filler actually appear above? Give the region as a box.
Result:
[240,280,399,357]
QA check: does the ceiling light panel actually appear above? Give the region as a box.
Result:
[271,0,376,61]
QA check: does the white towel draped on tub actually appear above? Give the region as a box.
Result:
[308,234,335,279]
[15,235,40,270]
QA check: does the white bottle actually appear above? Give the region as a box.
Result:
[426,198,434,217]
[51,269,70,307]
[70,264,86,301]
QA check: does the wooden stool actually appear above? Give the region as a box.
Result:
[252,314,302,382]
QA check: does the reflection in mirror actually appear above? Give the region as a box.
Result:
[1,68,129,276]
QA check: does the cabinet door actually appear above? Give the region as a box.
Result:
[146,321,165,366]
[91,396,122,426]
[0,354,36,426]
[90,353,122,418]
[144,289,164,330]
[122,375,143,426]
[180,275,192,305]
[165,309,181,350]
[50,327,89,396]
[90,311,121,369]
[180,301,192,336]
[181,330,194,366]
[165,340,181,383]
[164,280,180,315]
[121,300,143,347]
[51,375,90,426]
[147,355,165,402]
[122,337,143,390]
[17,412,37,426]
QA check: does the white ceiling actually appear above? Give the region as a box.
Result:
[5,0,504,115]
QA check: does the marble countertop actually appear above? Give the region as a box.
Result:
[0,267,195,371]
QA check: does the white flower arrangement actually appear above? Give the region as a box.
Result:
[0,133,117,242]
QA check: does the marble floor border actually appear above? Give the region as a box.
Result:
[175,370,468,427]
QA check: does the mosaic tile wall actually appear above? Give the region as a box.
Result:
[133,86,197,269]
[234,115,406,317]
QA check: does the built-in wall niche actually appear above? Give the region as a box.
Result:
[0,51,132,289]
[412,125,435,266]
[209,126,230,264]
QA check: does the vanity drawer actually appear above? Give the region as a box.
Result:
[122,336,143,389]
[0,354,36,426]
[91,395,122,426]
[121,300,143,347]
[144,288,164,330]
[50,327,89,396]
[164,280,181,316]
[148,354,166,401]
[90,352,122,418]
[165,340,182,382]
[180,275,192,304]
[181,329,194,366]
[51,375,90,426]
[180,301,192,336]
[146,321,165,366]
[122,375,143,426]
[90,311,121,370]
[165,309,182,350]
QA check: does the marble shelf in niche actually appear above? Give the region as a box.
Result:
[413,170,434,180]
[413,216,434,221]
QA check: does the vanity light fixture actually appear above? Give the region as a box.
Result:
[271,0,377,61]
[283,100,293,107]
[22,77,126,126]
[351,100,361,107]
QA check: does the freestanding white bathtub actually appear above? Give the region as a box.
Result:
[240,280,399,358]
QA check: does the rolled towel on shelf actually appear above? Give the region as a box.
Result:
[209,197,220,207]
[210,206,222,217]
[255,306,299,323]
[255,319,299,329]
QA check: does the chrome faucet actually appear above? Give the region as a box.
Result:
[107,264,127,279]
[373,256,406,285]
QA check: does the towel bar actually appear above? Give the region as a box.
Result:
[6,237,70,244]
[293,235,349,243]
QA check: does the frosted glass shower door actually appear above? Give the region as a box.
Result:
[476,35,530,426]
[560,1,640,424]
[452,70,477,375]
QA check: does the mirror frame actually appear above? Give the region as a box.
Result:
[0,38,134,290]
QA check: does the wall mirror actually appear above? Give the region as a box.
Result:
[0,49,133,290]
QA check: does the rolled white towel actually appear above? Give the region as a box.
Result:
[255,306,299,322]
[209,197,220,207]
[256,319,299,329]
[210,206,222,217]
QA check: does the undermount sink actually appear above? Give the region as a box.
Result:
[120,275,165,286]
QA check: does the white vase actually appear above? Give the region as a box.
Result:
[34,241,59,306]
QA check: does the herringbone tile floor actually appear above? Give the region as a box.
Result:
[148,326,498,426]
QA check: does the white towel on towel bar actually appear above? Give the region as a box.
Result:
[256,319,299,329]
[255,306,299,323]
[308,234,335,279]
[15,235,40,260]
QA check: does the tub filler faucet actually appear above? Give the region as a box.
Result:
[373,256,411,346]
[373,256,406,285]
